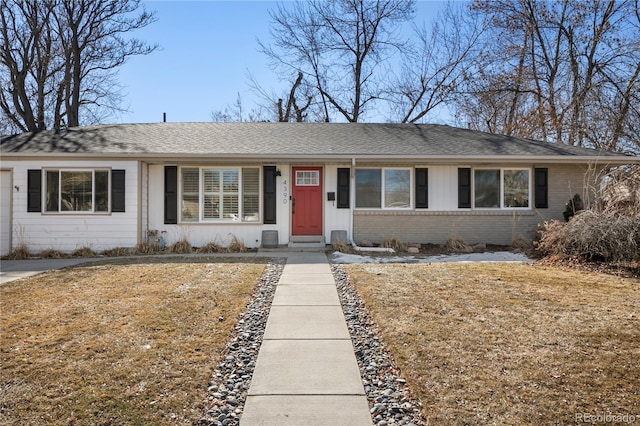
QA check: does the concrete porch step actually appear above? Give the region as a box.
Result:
[288,236,326,249]
[287,242,327,249]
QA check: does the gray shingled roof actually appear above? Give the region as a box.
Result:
[1,122,635,163]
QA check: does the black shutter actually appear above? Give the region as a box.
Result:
[458,168,471,208]
[164,166,178,224]
[111,170,126,212]
[534,168,548,209]
[263,166,277,224]
[415,168,429,209]
[27,169,42,212]
[337,168,350,209]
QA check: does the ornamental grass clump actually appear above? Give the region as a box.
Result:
[380,237,407,253]
[167,238,192,254]
[227,234,247,253]
[196,242,223,253]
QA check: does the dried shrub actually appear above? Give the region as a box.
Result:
[167,238,192,254]
[134,242,160,255]
[71,246,96,258]
[445,237,472,253]
[3,244,31,260]
[332,240,353,253]
[196,242,222,253]
[536,210,640,262]
[227,235,247,253]
[40,249,66,259]
[511,235,531,250]
[380,237,407,253]
[102,247,131,257]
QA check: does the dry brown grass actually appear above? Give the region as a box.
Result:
[0,257,267,425]
[102,246,132,257]
[167,238,192,254]
[196,242,223,254]
[39,249,66,259]
[380,237,408,253]
[227,234,247,253]
[2,243,31,260]
[346,262,640,425]
[70,246,96,257]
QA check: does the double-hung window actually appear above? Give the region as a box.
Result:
[474,168,530,209]
[45,169,110,213]
[355,168,411,209]
[181,167,260,222]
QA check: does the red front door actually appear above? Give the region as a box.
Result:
[292,167,323,235]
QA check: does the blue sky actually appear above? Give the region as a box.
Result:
[115,1,446,124]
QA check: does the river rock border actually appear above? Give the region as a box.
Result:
[198,258,285,426]
[332,264,426,426]
[197,257,426,426]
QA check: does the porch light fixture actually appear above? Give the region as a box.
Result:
[275,169,282,177]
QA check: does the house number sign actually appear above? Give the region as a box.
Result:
[282,179,288,204]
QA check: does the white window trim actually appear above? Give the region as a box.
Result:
[179,166,261,223]
[472,167,532,210]
[355,167,413,210]
[295,170,320,186]
[43,168,111,214]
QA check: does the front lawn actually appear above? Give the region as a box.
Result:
[0,257,266,425]
[345,262,640,425]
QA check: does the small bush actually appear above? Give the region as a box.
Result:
[332,240,353,253]
[134,242,161,255]
[167,238,192,254]
[227,235,247,253]
[40,249,66,259]
[380,237,407,253]
[445,237,472,253]
[536,210,640,262]
[196,242,222,253]
[71,246,96,258]
[3,244,31,260]
[102,247,131,257]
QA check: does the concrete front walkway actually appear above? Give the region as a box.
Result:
[241,252,372,426]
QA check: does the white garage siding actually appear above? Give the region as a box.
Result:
[0,170,12,256]
[5,160,140,253]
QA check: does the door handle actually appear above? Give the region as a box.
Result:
[292,197,296,214]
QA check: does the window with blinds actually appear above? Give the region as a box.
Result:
[180,167,260,222]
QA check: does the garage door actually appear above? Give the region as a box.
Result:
[0,170,12,256]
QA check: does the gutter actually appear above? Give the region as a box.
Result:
[2,152,636,165]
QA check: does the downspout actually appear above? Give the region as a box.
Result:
[349,157,355,246]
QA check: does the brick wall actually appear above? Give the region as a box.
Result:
[353,164,592,245]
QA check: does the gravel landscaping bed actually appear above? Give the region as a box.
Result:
[198,258,285,426]
[197,257,425,426]
[333,264,426,426]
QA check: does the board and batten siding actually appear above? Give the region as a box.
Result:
[147,164,292,248]
[5,160,139,253]
[354,164,589,246]
[0,169,12,256]
[322,164,352,243]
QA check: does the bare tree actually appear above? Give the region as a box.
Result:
[260,0,415,122]
[276,71,313,122]
[386,2,487,123]
[211,93,269,123]
[1,0,156,133]
[456,0,640,152]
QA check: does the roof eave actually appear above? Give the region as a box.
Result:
[0,152,636,165]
